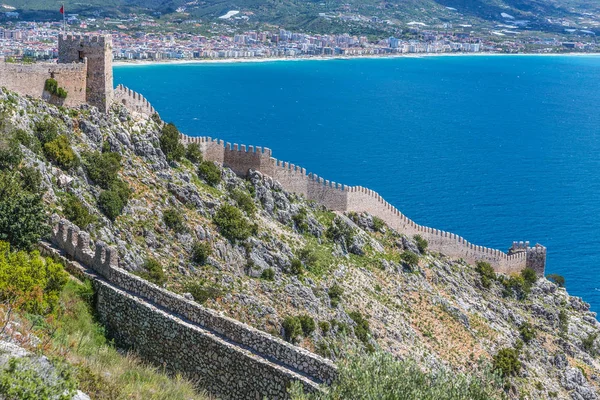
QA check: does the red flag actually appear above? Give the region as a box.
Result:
[59,5,64,14]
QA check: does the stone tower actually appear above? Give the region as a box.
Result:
[58,34,113,112]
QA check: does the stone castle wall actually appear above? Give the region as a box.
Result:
[0,61,87,107]
[58,34,114,112]
[0,33,115,112]
[114,84,157,116]
[181,134,546,276]
[44,216,336,399]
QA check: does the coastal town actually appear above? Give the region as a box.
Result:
[0,16,598,63]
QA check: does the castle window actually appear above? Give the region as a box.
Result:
[78,51,85,61]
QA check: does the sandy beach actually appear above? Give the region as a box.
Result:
[112,51,600,67]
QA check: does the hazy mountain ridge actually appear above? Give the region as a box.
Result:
[3,0,599,34]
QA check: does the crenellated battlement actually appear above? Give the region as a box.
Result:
[59,33,109,46]
[49,215,118,277]
[179,132,546,276]
[114,84,157,116]
[0,33,115,112]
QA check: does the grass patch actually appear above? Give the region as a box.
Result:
[298,239,336,278]
[24,280,208,400]
[289,351,504,399]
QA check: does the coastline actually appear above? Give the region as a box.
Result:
[113,51,600,67]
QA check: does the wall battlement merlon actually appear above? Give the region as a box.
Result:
[59,33,110,44]
[179,132,546,276]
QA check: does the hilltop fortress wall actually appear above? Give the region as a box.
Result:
[58,34,114,111]
[0,32,159,117]
[182,134,546,276]
[41,216,336,399]
[114,84,157,116]
[0,61,87,107]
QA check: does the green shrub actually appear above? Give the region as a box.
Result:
[328,284,344,307]
[521,267,538,286]
[493,347,521,377]
[292,208,309,233]
[261,268,275,281]
[283,316,303,343]
[290,258,303,275]
[63,193,96,228]
[137,258,166,286]
[331,320,349,335]
[0,135,22,169]
[298,246,319,268]
[289,351,504,400]
[43,135,79,170]
[559,309,569,333]
[413,234,428,253]
[372,216,385,232]
[0,241,68,314]
[110,178,131,204]
[43,78,68,99]
[298,314,316,336]
[14,129,40,154]
[213,204,253,242]
[519,322,536,344]
[582,332,598,356]
[475,261,496,288]
[163,208,186,233]
[230,189,256,216]
[19,167,42,194]
[56,87,68,98]
[33,119,59,145]
[185,143,203,164]
[0,171,48,250]
[83,151,122,189]
[97,174,131,221]
[151,112,161,125]
[349,311,371,344]
[547,274,566,288]
[44,78,58,94]
[98,190,125,221]
[400,251,419,269]
[186,282,223,304]
[159,123,185,162]
[325,217,354,249]
[319,321,331,335]
[0,357,77,400]
[191,241,212,265]
[198,161,221,186]
[502,274,531,300]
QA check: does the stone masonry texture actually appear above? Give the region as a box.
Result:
[43,216,336,399]
[0,34,147,114]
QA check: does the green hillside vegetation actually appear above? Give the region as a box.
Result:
[2,0,599,34]
[0,87,599,399]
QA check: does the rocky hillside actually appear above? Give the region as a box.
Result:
[1,87,600,399]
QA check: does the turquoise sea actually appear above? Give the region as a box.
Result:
[115,55,600,310]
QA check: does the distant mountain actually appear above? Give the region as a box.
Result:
[3,0,599,34]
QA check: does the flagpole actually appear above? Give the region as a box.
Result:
[62,4,66,33]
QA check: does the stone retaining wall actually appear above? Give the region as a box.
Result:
[45,216,337,399]
[0,61,87,108]
[180,134,546,276]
